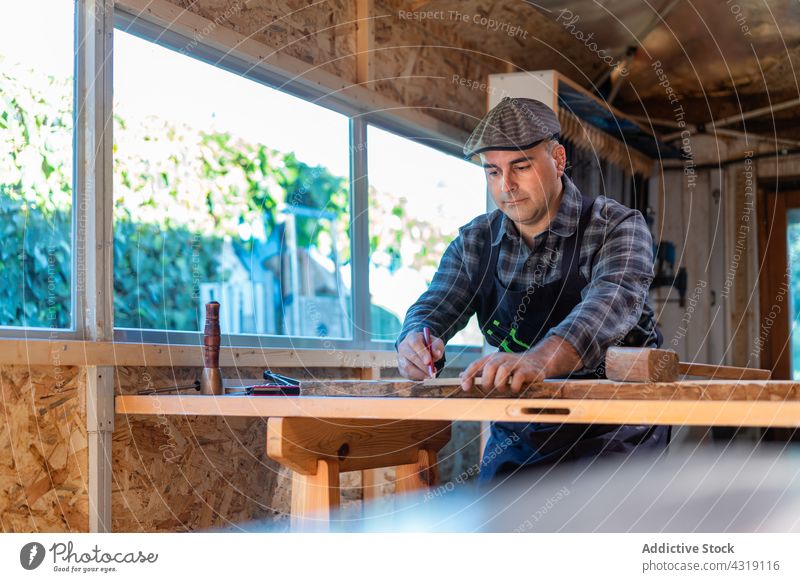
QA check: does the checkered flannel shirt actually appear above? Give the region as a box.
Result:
[397,174,658,373]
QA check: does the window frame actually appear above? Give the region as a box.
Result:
[0,1,82,340]
[0,4,483,360]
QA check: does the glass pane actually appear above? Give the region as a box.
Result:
[0,1,74,329]
[367,125,485,346]
[787,208,800,379]
[113,30,352,339]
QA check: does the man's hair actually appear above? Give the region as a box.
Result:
[545,138,560,153]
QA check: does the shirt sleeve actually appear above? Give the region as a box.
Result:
[544,203,655,372]
[396,233,478,347]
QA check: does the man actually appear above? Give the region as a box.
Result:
[395,96,670,483]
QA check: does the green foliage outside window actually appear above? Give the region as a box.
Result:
[1,61,453,336]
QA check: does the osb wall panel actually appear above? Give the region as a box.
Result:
[165,1,621,137]
[171,0,357,82]
[0,365,88,532]
[167,0,495,133]
[372,0,610,133]
[112,365,353,532]
[372,2,494,133]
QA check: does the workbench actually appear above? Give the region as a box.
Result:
[115,377,800,531]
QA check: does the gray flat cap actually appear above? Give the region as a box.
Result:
[463,96,561,158]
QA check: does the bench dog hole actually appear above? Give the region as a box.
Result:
[519,407,571,415]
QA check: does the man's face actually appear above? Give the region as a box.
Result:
[480,140,566,226]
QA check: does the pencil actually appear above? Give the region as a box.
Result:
[422,326,435,378]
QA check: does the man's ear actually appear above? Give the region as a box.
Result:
[552,143,566,177]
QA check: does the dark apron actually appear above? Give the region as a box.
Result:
[473,195,671,484]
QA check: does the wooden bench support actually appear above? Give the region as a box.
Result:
[290,459,339,532]
[395,449,438,495]
[267,417,451,531]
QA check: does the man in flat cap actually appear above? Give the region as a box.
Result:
[395,96,670,483]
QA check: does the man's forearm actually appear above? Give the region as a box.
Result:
[396,236,475,347]
[534,334,585,378]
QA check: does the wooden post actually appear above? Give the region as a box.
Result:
[86,365,114,532]
[395,449,438,495]
[76,0,115,533]
[355,0,374,90]
[291,459,340,532]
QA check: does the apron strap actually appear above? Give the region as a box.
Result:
[471,212,504,307]
[559,194,596,285]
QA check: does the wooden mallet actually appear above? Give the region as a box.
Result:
[605,346,771,382]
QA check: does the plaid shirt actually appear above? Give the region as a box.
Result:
[398,174,657,372]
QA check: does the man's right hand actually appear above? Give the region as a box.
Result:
[397,331,445,380]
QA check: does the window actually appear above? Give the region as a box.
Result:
[112,29,352,341]
[0,1,74,330]
[367,125,485,346]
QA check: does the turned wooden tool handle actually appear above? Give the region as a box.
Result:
[203,301,221,369]
[678,362,771,380]
[605,346,771,382]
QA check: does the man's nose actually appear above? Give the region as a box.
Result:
[501,173,517,194]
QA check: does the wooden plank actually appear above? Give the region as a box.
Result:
[300,378,800,401]
[267,418,451,475]
[0,339,398,368]
[678,362,771,380]
[290,459,339,532]
[86,366,114,533]
[115,394,800,428]
[76,0,115,534]
[355,0,374,89]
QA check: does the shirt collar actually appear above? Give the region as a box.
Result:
[491,174,582,246]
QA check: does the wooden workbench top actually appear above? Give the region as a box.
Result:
[114,378,800,428]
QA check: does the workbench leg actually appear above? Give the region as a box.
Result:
[395,449,438,495]
[291,459,340,532]
[362,468,386,502]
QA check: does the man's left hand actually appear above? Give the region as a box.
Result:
[459,352,547,393]
[459,335,584,393]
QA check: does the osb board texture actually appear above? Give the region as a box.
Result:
[113,365,354,532]
[0,365,89,532]
[166,1,615,134]
[379,0,608,78]
[171,0,357,82]
[374,0,609,131]
[372,1,495,132]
